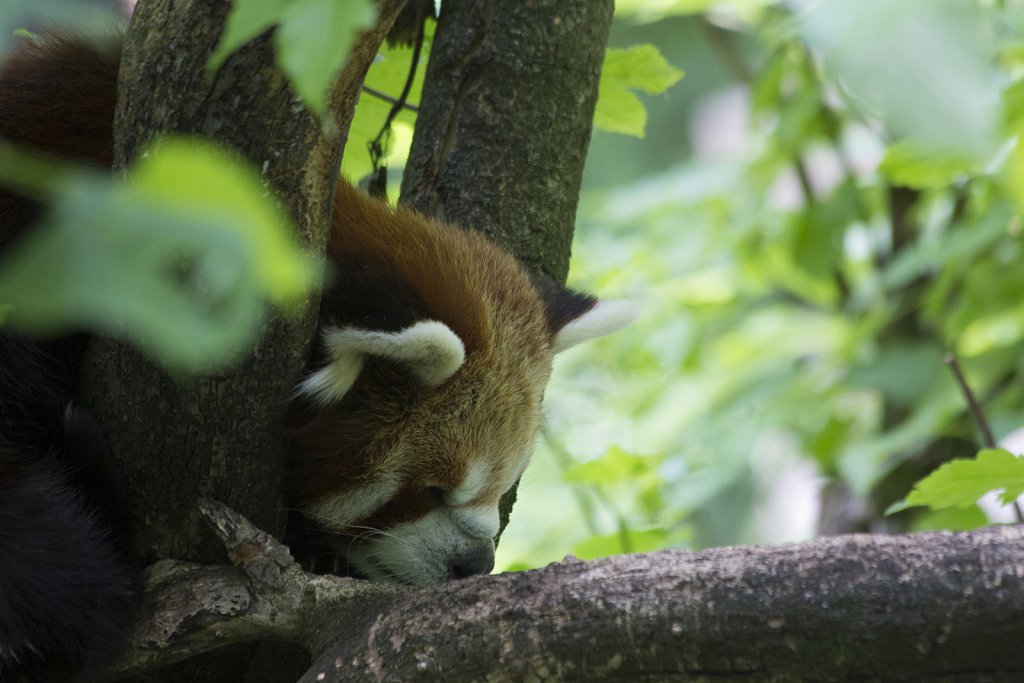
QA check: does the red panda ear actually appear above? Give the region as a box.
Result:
[552,299,640,353]
[533,276,639,353]
[296,320,465,406]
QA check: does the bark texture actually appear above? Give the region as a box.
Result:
[305,526,1024,682]
[399,0,614,283]
[113,505,1024,682]
[82,0,406,565]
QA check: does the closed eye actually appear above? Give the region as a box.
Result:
[424,485,447,503]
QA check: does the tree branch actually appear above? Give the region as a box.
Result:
[111,502,1024,681]
[305,525,1024,681]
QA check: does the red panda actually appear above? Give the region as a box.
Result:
[0,31,636,677]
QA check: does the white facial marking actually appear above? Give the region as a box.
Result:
[296,320,466,406]
[307,474,400,531]
[347,508,495,585]
[452,505,500,539]
[553,299,640,353]
[448,460,489,506]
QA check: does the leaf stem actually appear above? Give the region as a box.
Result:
[945,353,1024,523]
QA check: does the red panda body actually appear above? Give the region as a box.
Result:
[0,33,635,677]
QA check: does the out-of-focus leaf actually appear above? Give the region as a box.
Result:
[615,0,716,21]
[595,45,684,138]
[800,0,1002,164]
[1002,77,1024,131]
[840,387,963,494]
[907,505,990,532]
[0,137,320,373]
[616,0,782,24]
[208,0,376,114]
[790,179,858,282]
[570,527,676,560]
[905,448,1024,510]
[207,0,289,74]
[275,0,376,113]
[847,343,945,408]
[1004,127,1024,216]
[563,445,655,485]
[883,203,1012,292]
[880,140,980,190]
[129,138,317,307]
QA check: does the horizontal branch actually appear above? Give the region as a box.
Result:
[307,524,1024,681]
[110,501,1024,681]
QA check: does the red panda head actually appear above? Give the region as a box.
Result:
[286,181,637,585]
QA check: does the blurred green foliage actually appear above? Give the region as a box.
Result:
[498,0,1024,571]
[0,137,318,372]
[4,0,1022,571]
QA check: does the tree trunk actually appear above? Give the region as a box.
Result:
[82,0,406,566]
[400,0,613,283]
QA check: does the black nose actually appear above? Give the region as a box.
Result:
[450,547,495,579]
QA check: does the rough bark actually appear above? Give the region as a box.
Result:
[113,504,1024,682]
[81,0,406,565]
[399,0,614,283]
[305,526,1024,682]
[398,0,614,542]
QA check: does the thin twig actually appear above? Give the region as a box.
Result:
[361,85,420,113]
[945,354,997,448]
[945,353,1024,523]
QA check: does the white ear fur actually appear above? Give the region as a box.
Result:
[297,320,466,405]
[553,299,640,353]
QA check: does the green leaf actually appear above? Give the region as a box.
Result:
[595,45,684,138]
[615,0,779,24]
[275,0,377,113]
[615,0,715,21]
[207,0,290,75]
[570,527,675,560]
[909,505,990,532]
[0,137,320,373]
[846,343,945,408]
[1002,77,1024,132]
[562,445,653,485]
[905,449,1024,511]
[129,138,318,307]
[1005,126,1024,215]
[801,0,1002,163]
[790,179,857,282]
[207,0,376,114]
[879,140,979,190]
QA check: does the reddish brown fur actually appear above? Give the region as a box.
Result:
[0,34,119,249]
[288,174,559,516]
